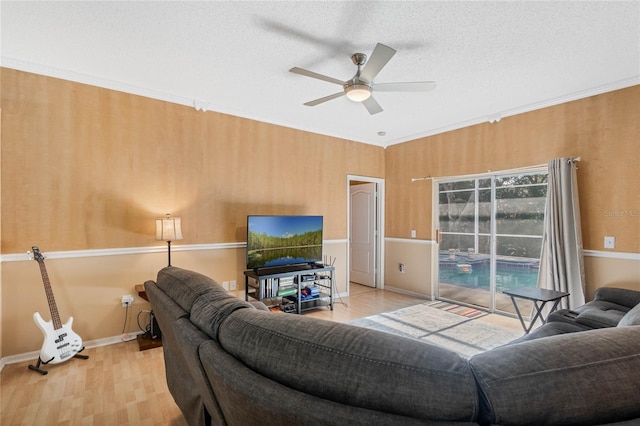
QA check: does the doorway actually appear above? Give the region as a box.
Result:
[347,175,384,294]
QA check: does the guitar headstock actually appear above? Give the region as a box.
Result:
[29,246,45,263]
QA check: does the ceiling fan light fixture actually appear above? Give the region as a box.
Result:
[345,84,371,102]
[291,43,435,114]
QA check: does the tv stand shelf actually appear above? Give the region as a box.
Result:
[244,264,334,314]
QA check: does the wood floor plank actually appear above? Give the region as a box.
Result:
[1,338,188,426]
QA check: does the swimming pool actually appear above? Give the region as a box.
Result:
[439,254,540,292]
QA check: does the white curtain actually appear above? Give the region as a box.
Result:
[537,157,586,308]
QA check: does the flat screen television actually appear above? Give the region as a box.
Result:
[246,215,323,270]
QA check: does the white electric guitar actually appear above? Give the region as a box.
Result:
[29,246,86,374]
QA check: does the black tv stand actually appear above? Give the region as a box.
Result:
[244,264,334,314]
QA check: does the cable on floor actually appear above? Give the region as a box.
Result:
[120,304,136,342]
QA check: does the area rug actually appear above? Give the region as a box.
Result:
[428,301,487,319]
[348,302,523,358]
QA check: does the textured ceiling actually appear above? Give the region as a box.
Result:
[2,1,639,147]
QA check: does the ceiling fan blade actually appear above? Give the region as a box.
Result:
[362,96,383,115]
[360,43,396,83]
[290,67,345,86]
[375,81,436,92]
[303,91,345,106]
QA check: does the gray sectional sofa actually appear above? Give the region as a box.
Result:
[550,287,640,328]
[144,267,640,426]
[511,286,640,343]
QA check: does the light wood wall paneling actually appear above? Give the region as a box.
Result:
[385,86,640,253]
[1,69,384,253]
[2,68,638,359]
[1,69,384,357]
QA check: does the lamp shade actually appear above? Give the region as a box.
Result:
[155,216,183,241]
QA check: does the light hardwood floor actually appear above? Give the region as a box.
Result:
[0,284,520,425]
[1,336,187,426]
[304,282,430,322]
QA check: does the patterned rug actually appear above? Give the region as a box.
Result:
[348,302,523,358]
[428,301,487,319]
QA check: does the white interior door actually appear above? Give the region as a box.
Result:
[349,183,376,287]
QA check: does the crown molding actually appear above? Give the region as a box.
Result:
[3,58,637,148]
[382,76,640,147]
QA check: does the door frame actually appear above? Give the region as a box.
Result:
[347,175,385,294]
[433,168,548,312]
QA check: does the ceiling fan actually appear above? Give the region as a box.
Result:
[289,43,436,115]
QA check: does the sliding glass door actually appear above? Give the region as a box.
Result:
[436,173,547,314]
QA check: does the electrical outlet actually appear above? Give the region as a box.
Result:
[222,281,230,290]
[399,263,405,273]
[230,280,237,291]
[121,295,134,307]
[604,236,615,249]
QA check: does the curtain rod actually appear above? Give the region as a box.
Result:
[411,164,545,182]
[411,157,581,182]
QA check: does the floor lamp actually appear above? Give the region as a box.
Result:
[156,214,183,267]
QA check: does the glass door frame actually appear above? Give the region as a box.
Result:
[434,168,548,315]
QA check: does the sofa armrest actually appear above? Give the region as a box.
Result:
[594,287,640,309]
[618,303,640,327]
[470,326,640,425]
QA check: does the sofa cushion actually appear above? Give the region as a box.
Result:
[190,289,255,340]
[156,266,258,339]
[217,308,479,423]
[546,309,595,330]
[548,290,639,329]
[155,266,221,312]
[618,303,640,327]
[470,326,640,425]
[594,287,640,308]
[574,305,628,328]
[575,299,631,314]
[508,321,587,344]
[198,340,457,426]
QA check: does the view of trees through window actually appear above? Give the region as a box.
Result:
[437,172,548,311]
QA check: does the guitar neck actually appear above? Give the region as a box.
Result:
[37,260,63,330]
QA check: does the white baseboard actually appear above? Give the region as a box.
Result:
[0,331,145,372]
[383,285,434,300]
